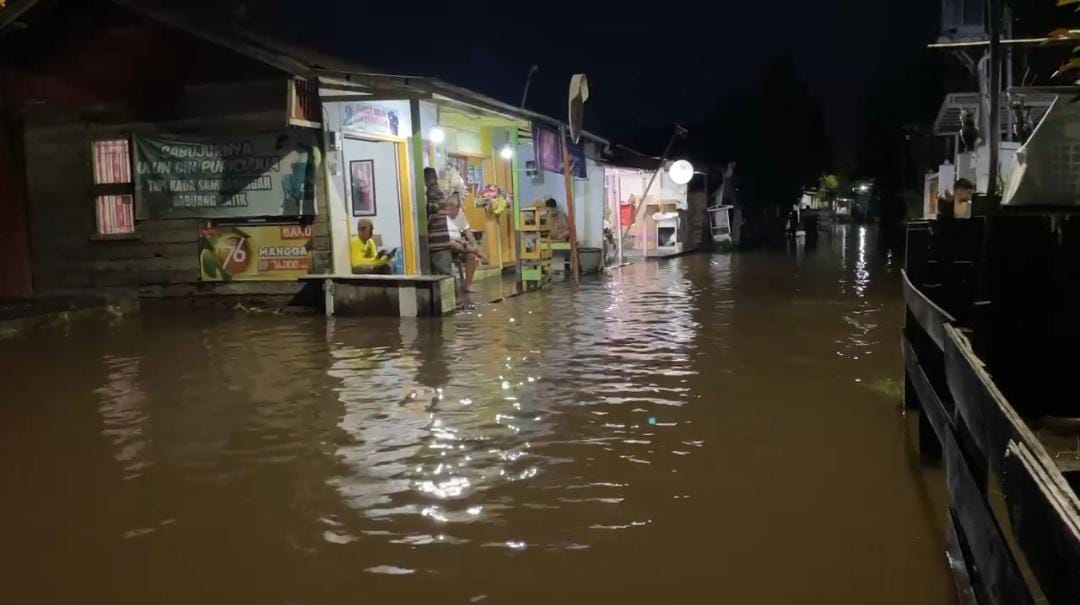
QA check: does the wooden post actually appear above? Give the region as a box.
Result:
[409,99,430,274]
[511,127,524,292]
[560,125,580,285]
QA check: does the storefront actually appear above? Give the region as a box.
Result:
[320,98,420,275]
[422,100,524,275]
[516,124,608,260]
[604,162,689,261]
[318,74,537,280]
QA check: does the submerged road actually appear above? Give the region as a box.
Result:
[1,225,955,603]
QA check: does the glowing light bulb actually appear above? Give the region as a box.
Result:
[668,159,694,185]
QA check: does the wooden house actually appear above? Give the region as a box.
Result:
[0,0,337,300]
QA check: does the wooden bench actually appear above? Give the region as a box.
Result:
[297,274,456,317]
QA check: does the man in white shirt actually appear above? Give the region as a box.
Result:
[447,193,486,292]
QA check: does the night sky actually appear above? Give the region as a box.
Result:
[236,0,942,163]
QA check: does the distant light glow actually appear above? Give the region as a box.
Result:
[858,184,870,192]
[500,144,514,160]
[429,127,446,144]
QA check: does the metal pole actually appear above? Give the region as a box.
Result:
[520,65,539,109]
[987,0,1002,203]
[560,125,581,285]
[975,0,1003,356]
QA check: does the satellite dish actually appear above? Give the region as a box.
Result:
[669,159,694,185]
[568,74,590,144]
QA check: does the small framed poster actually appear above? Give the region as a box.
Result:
[350,159,376,217]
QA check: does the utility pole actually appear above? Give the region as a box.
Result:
[987,0,1002,206]
[976,0,1003,356]
[560,125,581,285]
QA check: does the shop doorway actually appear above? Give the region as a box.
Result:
[342,136,405,271]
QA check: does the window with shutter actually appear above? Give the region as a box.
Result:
[91,139,135,235]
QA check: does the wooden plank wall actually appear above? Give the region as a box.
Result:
[24,109,331,297]
[5,2,330,299]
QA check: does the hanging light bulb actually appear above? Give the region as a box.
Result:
[429,127,446,144]
[668,159,694,185]
[500,144,514,160]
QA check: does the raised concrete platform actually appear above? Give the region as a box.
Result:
[298,274,457,317]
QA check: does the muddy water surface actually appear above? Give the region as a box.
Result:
[1,226,956,603]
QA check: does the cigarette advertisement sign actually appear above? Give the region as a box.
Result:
[134,132,317,219]
[341,103,402,137]
[199,224,313,282]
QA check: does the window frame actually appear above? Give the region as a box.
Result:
[89,136,138,239]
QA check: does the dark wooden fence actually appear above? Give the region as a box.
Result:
[904,218,1080,605]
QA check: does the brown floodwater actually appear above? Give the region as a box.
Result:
[1,226,957,604]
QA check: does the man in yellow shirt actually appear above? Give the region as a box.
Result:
[350,218,390,273]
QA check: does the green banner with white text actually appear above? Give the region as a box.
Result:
[134,132,317,219]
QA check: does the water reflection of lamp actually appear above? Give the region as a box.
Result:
[668,159,694,185]
[500,144,514,160]
[429,127,446,144]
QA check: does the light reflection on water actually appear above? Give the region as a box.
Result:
[0,226,956,604]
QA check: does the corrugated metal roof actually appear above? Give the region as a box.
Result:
[2,0,636,155]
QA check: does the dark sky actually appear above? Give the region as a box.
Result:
[241,0,943,160]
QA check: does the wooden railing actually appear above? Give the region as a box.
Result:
[903,268,1080,604]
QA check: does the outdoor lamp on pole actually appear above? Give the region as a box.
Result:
[668,159,694,185]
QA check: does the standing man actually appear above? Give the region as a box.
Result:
[953,178,975,219]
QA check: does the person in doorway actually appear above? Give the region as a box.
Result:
[546,198,570,242]
[953,178,975,219]
[350,218,391,274]
[447,193,486,292]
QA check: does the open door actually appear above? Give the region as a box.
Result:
[342,136,415,273]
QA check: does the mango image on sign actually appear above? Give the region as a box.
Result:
[213,234,252,274]
[200,249,224,279]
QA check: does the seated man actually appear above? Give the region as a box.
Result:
[447,191,486,291]
[546,198,570,243]
[428,194,485,292]
[350,218,392,274]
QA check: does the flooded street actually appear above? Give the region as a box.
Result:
[1,226,955,604]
